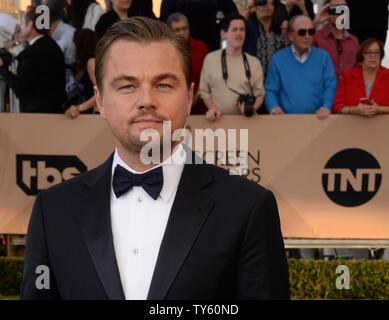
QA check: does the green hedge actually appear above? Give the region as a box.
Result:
[1,258,389,299]
[288,259,389,299]
[0,257,23,297]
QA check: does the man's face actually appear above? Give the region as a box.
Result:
[170,20,190,41]
[95,40,193,154]
[20,16,32,40]
[112,0,132,12]
[289,17,315,53]
[222,19,245,49]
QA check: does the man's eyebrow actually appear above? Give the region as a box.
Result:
[152,73,180,83]
[110,75,138,86]
[110,73,180,87]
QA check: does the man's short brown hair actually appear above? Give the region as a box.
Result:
[95,17,192,91]
[25,5,50,36]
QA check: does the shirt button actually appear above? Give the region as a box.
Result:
[138,196,143,203]
[133,248,139,255]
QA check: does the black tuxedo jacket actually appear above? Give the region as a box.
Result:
[0,36,66,113]
[21,153,289,299]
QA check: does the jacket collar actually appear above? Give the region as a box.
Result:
[348,66,389,96]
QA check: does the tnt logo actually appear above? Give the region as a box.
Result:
[16,155,87,195]
[322,149,382,207]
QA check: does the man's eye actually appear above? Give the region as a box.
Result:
[158,83,171,89]
[119,85,134,91]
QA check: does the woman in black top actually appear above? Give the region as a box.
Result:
[65,28,99,117]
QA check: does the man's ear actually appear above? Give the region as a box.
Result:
[94,85,106,119]
[287,31,294,44]
[26,20,34,34]
[220,29,226,40]
[187,82,195,115]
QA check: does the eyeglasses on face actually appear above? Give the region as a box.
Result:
[363,51,381,57]
[295,28,316,37]
[172,26,189,33]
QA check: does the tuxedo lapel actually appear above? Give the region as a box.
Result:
[147,162,215,300]
[77,154,125,300]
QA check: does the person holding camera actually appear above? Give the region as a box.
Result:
[313,0,359,79]
[199,13,265,121]
[265,15,337,119]
[0,6,66,113]
[0,13,17,112]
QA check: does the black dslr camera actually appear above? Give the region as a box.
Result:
[238,94,255,117]
[254,0,268,6]
[0,48,13,68]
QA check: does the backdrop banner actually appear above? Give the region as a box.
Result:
[1,113,388,239]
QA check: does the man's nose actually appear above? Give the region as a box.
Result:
[137,87,157,110]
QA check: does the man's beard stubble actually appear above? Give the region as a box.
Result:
[121,109,170,158]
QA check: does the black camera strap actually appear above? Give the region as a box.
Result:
[221,49,254,97]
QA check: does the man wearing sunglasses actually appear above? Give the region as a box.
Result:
[264,15,337,119]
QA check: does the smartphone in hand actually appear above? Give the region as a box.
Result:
[359,97,373,105]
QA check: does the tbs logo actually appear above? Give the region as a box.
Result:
[322,148,382,207]
[17,155,87,195]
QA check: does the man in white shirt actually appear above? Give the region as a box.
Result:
[21,17,289,300]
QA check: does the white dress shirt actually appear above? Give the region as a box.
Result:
[291,45,312,64]
[28,35,44,46]
[110,144,186,300]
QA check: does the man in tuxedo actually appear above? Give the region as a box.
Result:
[0,6,66,113]
[21,17,289,300]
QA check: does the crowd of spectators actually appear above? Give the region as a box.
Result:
[1,0,388,117]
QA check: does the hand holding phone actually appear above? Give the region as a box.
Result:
[359,97,373,106]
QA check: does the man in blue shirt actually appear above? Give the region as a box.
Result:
[265,15,337,119]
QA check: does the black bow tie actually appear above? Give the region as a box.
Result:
[112,164,164,200]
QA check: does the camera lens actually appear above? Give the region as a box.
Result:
[244,103,254,117]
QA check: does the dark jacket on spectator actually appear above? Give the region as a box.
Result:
[0,36,66,113]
